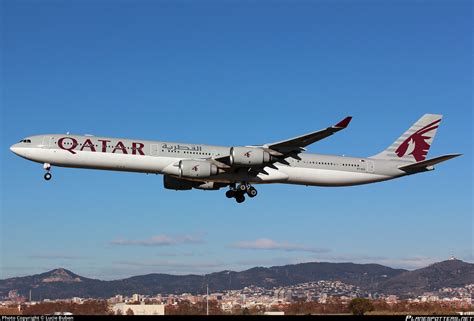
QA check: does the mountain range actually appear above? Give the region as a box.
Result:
[1,259,472,300]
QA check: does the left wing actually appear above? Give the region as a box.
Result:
[213,116,352,169]
[263,116,352,155]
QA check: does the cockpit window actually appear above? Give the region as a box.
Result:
[19,139,32,143]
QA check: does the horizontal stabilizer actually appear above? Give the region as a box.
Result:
[398,154,461,172]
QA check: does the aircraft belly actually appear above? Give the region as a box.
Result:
[254,167,290,182]
[280,166,391,186]
[28,149,169,173]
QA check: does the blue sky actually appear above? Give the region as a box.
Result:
[1,0,472,280]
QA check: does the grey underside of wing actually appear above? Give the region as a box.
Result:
[213,116,352,168]
[264,127,344,153]
[263,116,352,152]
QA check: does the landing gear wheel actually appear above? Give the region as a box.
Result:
[235,194,245,203]
[247,187,257,198]
[225,190,235,198]
[44,172,52,181]
[238,184,247,192]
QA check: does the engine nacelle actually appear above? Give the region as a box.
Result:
[179,159,218,178]
[163,175,193,190]
[230,147,272,166]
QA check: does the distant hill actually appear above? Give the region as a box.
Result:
[1,260,472,300]
[376,259,474,298]
[206,262,404,290]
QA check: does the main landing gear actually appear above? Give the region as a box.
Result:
[43,163,52,181]
[225,183,258,203]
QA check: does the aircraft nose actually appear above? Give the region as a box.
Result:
[10,144,20,155]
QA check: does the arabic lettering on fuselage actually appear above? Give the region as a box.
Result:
[57,137,204,155]
[161,143,202,152]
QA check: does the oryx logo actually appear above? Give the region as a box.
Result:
[244,151,252,158]
[395,119,440,162]
[192,165,199,172]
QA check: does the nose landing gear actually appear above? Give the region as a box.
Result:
[225,183,258,203]
[43,163,52,181]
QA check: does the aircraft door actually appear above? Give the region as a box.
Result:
[42,136,53,149]
[151,144,159,156]
[367,160,375,173]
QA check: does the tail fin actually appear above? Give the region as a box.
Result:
[371,114,443,162]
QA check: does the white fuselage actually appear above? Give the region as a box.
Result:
[10,134,410,188]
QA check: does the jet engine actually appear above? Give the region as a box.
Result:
[179,159,218,178]
[230,147,272,166]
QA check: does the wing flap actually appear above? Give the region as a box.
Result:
[207,157,232,169]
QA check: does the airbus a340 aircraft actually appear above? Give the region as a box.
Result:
[10,114,460,203]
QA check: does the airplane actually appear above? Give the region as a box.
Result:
[10,114,461,203]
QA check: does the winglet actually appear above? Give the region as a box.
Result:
[334,116,352,128]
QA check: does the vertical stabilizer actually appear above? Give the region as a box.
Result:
[371,114,442,162]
